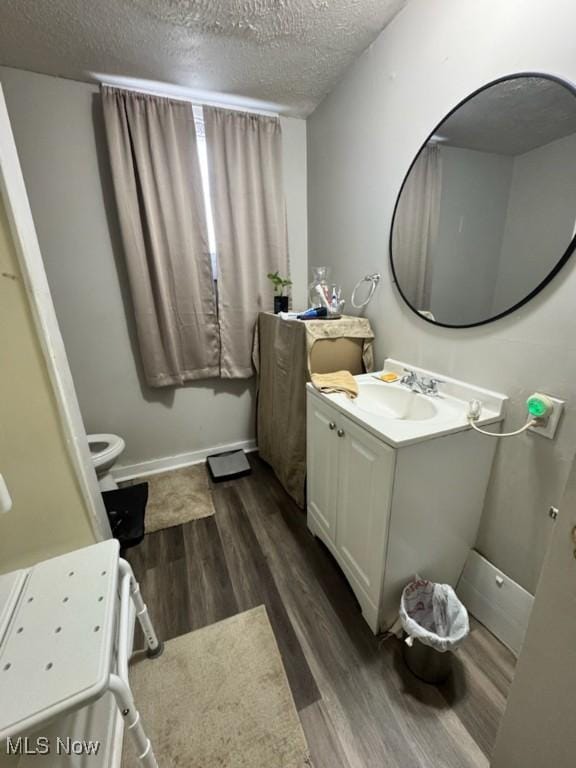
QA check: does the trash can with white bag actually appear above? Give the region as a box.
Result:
[400,578,470,684]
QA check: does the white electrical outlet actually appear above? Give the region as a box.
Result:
[528,395,565,439]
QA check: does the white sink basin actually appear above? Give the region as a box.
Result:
[308,359,508,447]
[355,382,438,421]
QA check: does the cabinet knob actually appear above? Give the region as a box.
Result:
[329,422,336,430]
[337,428,345,438]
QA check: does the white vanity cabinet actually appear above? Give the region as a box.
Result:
[308,394,395,618]
[306,381,500,634]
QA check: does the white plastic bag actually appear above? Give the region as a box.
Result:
[400,578,469,652]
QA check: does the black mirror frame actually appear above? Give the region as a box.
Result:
[389,71,576,329]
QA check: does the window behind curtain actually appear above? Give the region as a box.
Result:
[192,105,218,279]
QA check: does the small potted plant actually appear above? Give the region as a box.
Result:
[267,271,292,313]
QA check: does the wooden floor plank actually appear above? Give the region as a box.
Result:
[238,459,489,768]
[461,617,516,695]
[135,557,193,643]
[212,484,321,712]
[127,454,514,768]
[234,471,415,767]
[127,523,185,577]
[435,623,511,759]
[181,515,239,631]
[299,701,352,768]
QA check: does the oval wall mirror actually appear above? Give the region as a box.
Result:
[390,73,576,327]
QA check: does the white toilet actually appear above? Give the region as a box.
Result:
[88,433,126,491]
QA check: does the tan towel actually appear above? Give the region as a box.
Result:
[311,370,359,399]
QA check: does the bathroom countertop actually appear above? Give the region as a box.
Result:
[307,360,508,449]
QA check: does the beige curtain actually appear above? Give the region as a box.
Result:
[392,144,442,311]
[101,87,220,387]
[204,108,289,378]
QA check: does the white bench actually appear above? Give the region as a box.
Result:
[0,540,162,766]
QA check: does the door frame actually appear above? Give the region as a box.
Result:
[0,83,110,540]
[492,451,576,766]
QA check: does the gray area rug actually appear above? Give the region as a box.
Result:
[142,464,215,533]
[122,606,312,768]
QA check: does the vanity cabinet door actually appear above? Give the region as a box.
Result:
[307,396,341,544]
[336,415,395,604]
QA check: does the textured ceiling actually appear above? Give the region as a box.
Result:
[435,77,576,156]
[0,0,407,116]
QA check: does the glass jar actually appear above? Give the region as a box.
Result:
[308,266,331,308]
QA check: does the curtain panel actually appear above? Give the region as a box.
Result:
[204,107,289,379]
[101,86,220,387]
[392,144,442,311]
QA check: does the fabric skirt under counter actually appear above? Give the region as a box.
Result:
[254,312,375,508]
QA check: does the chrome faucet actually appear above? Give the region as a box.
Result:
[400,368,444,396]
[400,369,419,390]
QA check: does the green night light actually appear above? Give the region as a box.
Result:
[527,394,552,420]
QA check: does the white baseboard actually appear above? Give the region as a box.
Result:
[112,439,258,483]
[457,550,534,656]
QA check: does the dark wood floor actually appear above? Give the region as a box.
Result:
[127,455,516,768]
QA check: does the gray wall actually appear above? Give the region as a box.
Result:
[429,145,512,324]
[0,66,308,470]
[493,131,576,315]
[308,0,576,594]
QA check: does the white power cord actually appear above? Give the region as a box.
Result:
[467,397,540,437]
[468,417,537,438]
